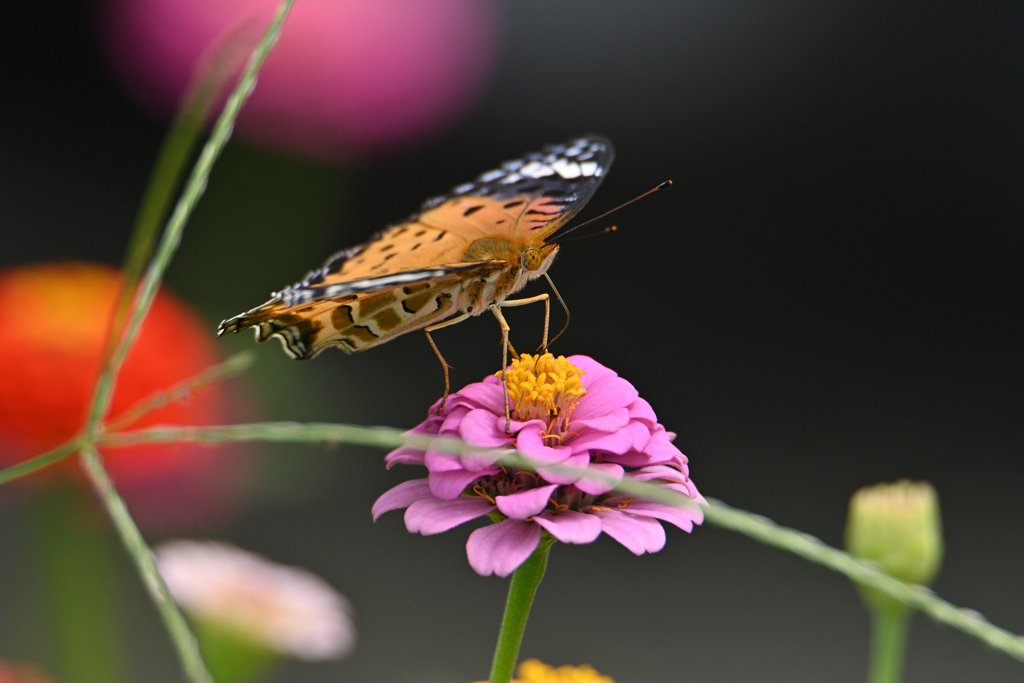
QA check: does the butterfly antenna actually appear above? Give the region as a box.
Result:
[560,180,671,238]
[558,225,617,243]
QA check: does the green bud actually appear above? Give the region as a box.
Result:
[845,480,943,584]
[845,480,944,611]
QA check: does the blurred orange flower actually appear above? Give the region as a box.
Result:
[0,262,247,528]
[0,659,52,683]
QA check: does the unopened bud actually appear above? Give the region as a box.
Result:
[845,480,943,610]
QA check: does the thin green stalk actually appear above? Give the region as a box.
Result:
[104,351,255,432]
[106,20,262,368]
[489,536,555,683]
[868,606,910,683]
[702,499,1024,662]
[77,445,212,683]
[92,421,1024,664]
[85,0,297,432]
[100,421,410,449]
[0,437,83,487]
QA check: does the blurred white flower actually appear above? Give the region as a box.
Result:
[155,539,355,661]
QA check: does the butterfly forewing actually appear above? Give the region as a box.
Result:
[218,135,614,358]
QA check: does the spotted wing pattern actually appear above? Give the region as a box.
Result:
[218,136,614,359]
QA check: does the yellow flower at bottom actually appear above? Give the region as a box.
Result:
[473,659,615,683]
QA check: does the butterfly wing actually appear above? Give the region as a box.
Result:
[414,134,615,244]
[221,261,507,359]
[217,135,615,359]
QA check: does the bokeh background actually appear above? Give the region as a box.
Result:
[2,1,1023,681]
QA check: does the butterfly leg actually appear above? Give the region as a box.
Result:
[495,293,551,353]
[543,273,571,349]
[488,304,515,433]
[424,312,472,414]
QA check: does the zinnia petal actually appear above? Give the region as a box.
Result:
[405,496,495,535]
[628,397,658,426]
[516,424,573,465]
[384,446,426,468]
[591,509,666,555]
[572,376,639,420]
[428,469,491,500]
[533,510,602,544]
[447,381,507,414]
[536,453,591,485]
[566,355,618,385]
[571,407,631,433]
[625,420,652,452]
[567,427,635,456]
[574,463,624,495]
[608,499,704,532]
[459,408,513,447]
[439,405,472,433]
[495,484,558,520]
[467,519,542,577]
[372,479,433,520]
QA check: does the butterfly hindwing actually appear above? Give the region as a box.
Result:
[222,262,508,359]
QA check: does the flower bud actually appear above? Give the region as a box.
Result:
[845,480,943,609]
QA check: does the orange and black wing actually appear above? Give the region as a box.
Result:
[217,136,614,357]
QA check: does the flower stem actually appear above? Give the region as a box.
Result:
[489,536,555,683]
[868,606,910,683]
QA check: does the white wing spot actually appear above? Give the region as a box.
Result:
[501,172,523,184]
[520,161,555,178]
[580,161,598,177]
[453,183,476,194]
[550,159,582,179]
[478,169,505,182]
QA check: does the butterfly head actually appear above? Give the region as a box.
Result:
[520,243,559,277]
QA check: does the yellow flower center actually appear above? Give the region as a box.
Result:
[497,353,586,436]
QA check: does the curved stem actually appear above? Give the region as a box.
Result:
[489,537,555,683]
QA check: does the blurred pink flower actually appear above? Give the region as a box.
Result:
[100,0,502,162]
[373,354,705,577]
[156,539,355,660]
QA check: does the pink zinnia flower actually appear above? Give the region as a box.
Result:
[373,354,705,577]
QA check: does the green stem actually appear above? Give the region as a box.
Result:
[10,420,1024,667]
[85,0,296,431]
[489,536,555,683]
[77,445,213,683]
[868,607,910,683]
[104,351,254,432]
[106,20,263,370]
[0,437,83,486]
[701,499,1024,663]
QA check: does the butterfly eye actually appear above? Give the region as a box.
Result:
[521,248,543,271]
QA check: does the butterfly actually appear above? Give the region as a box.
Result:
[218,135,615,420]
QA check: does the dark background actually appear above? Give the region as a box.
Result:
[2,1,1022,681]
